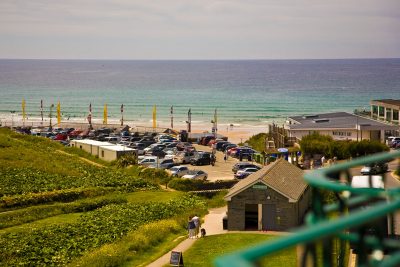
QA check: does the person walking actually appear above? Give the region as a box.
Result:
[192,214,200,238]
[187,217,196,239]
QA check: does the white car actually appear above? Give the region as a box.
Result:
[138,156,158,167]
[234,167,259,179]
[182,170,208,180]
[168,166,189,177]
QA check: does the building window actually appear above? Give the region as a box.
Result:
[378,106,384,117]
[393,110,399,121]
[79,145,82,149]
[386,108,392,122]
[372,105,378,115]
[333,131,352,137]
[101,151,104,157]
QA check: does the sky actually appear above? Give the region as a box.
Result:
[0,0,399,60]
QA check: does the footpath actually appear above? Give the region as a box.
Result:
[146,206,228,267]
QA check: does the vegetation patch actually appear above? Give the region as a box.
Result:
[0,195,206,266]
[168,178,237,192]
[0,194,127,228]
[69,219,183,267]
[299,133,389,159]
[183,233,297,267]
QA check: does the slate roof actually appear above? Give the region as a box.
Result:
[225,159,307,202]
[288,112,397,130]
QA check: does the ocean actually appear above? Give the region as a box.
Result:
[0,58,399,128]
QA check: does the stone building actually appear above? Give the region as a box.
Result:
[225,159,311,231]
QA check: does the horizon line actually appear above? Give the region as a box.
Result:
[1,57,400,61]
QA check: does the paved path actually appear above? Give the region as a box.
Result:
[146,206,228,267]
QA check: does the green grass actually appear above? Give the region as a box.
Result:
[0,213,81,235]
[182,233,297,267]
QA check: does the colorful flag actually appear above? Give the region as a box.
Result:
[22,98,26,122]
[57,101,61,126]
[40,100,43,122]
[152,105,157,128]
[103,104,108,125]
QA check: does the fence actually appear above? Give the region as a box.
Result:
[215,150,400,267]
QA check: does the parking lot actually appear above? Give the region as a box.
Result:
[182,144,259,182]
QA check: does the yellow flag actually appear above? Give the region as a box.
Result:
[103,104,108,125]
[57,101,61,126]
[22,98,26,121]
[152,105,157,128]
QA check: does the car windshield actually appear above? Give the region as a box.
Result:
[187,170,198,175]
[170,167,179,171]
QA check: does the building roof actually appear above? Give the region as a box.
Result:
[99,145,134,152]
[73,139,114,146]
[370,99,400,109]
[225,159,307,202]
[288,112,397,130]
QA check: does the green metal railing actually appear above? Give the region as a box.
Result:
[215,150,400,267]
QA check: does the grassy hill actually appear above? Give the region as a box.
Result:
[0,128,207,266]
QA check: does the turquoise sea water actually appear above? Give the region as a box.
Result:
[0,59,399,126]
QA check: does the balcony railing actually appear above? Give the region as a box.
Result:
[215,150,400,267]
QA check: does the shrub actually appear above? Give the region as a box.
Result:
[0,187,115,209]
[0,194,127,229]
[168,178,237,192]
[300,133,389,160]
[0,195,206,266]
[70,219,181,267]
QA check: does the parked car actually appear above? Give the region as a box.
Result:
[157,159,175,169]
[173,151,195,164]
[387,137,400,147]
[182,170,208,180]
[138,156,158,167]
[222,143,236,152]
[104,136,119,144]
[234,167,259,179]
[232,162,261,173]
[190,152,212,165]
[360,163,388,175]
[168,166,189,177]
[216,141,230,151]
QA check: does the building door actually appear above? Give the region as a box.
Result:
[245,204,258,230]
[262,204,276,230]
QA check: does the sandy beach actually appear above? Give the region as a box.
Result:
[0,114,267,144]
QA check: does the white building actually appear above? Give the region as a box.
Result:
[286,112,397,142]
[98,145,135,162]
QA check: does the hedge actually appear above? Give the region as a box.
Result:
[168,179,237,192]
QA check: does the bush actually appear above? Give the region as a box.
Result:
[0,187,115,209]
[0,195,206,266]
[0,194,127,229]
[70,219,182,267]
[300,133,389,160]
[168,178,237,192]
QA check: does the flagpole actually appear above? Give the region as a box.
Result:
[187,108,191,133]
[57,101,61,127]
[40,100,44,125]
[170,105,174,129]
[88,103,92,129]
[121,104,124,126]
[22,98,26,127]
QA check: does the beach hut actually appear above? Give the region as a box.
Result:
[224,159,311,231]
[98,145,135,162]
[70,139,114,157]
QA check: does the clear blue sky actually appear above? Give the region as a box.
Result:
[1,0,399,59]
